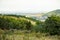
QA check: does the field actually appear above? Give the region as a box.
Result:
[0,30,60,40]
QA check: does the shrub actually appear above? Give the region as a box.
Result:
[45,15,60,35]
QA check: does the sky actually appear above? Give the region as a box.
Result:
[0,0,60,13]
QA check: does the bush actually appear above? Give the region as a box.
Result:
[45,15,60,35]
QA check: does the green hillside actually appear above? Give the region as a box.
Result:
[44,9,60,16]
[0,14,40,30]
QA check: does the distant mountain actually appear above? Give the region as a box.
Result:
[39,9,60,21]
[44,9,60,16]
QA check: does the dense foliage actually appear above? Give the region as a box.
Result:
[45,15,60,35]
[0,15,33,30]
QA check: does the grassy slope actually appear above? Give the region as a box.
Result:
[0,30,60,40]
[0,14,38,26]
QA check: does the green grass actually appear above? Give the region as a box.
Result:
[0,30,60,40]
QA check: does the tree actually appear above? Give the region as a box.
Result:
[45,15,60,35]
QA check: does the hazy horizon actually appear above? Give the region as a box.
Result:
[0,0,60,13]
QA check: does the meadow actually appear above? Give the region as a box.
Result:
[0,30,60,40]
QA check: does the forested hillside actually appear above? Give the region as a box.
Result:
[0,14,40,30]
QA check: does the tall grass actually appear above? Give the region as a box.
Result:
[0,30,60,40]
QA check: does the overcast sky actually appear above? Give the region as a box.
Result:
[0,0,60,13]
